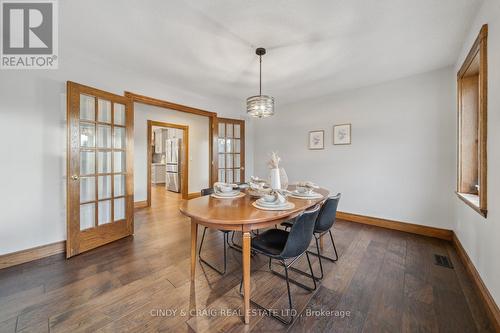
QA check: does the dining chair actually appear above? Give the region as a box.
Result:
[198,187,232,275]
[239,205,321,325]
[282,193,341,280]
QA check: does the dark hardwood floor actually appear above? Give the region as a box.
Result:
[0,186,495,332]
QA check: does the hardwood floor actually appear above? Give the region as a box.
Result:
[0,186,495,332]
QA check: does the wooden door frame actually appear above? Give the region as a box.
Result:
[125,92,218,206]
[216,117,246,183]
[147,120,189,202]
[66,81,134,258]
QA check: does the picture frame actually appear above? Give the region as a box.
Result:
[308,130,324,150]
[333,123,351,145]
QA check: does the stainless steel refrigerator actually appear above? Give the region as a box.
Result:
[165,138,181,192]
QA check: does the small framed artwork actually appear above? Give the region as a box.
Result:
[333,124,351,145]
[308,130,325,150]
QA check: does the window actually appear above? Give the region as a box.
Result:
[456,24,487,217]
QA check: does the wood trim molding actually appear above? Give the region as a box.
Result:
[456,24,488,217]
[337,211,453,241]
[147,120,189,204]
[0,241,66,270]
[452,233,500,332]
[124,91,216,118]
[134,201,148,209]
[187,192,201,199]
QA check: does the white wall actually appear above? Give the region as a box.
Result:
[254,67,455,230]
[0,2,249,256]
[134,103,210,199]
[453,0,500,306]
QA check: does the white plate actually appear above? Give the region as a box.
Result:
[214,190,240,197]
[291,190,316,196]
[211,192,245,199]
[255,198,289,207]
[252,201,295,211]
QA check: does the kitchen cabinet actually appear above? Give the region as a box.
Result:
[151,163,166,184]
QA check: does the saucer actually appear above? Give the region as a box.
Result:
[252,201,295,211]
[211,192,245,199]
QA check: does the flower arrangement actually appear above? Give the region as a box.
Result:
[268,151,281,169]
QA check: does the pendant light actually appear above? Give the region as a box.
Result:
[246,47,275,118]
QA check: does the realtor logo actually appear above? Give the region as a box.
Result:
[1,0,58,69]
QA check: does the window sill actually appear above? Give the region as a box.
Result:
[456,192,487,218]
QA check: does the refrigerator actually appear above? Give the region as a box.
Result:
[166,138,181,192]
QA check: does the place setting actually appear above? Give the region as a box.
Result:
[288,181,324,199]
[210,182,246,199]
[252,190,295,211]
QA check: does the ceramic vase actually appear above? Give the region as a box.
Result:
[270,168,281,190]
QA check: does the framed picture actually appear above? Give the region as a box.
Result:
[333,124,351,145]
[308,130,324,150]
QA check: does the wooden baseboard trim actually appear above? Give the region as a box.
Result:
[337,211,453,241]
[134,200,148,209]
[187,192,201,199]
[0,241,66,270]
[452,233,500,332]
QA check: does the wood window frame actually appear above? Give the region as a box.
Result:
[456,24,488,218]
[147,120,189,200]
[124,92,218,205]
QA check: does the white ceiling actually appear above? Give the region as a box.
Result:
[63,0,482,105]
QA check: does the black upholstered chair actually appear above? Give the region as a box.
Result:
[282,193,341,280]
[240,205,321,325]
[197,188,232,275]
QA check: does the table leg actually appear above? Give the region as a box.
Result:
[242,231,251,324]
[190,221,198,281]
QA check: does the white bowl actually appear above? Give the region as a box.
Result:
[296,186,312,194]
[262,194,276,202]
[218,184,233,193]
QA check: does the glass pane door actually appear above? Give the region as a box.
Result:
[67,81,133,258]
[217,119,244,184]
[78,96,128,230]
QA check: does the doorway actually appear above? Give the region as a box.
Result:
[147,120,189,204]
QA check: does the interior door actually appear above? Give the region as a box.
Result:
[217,118,245,183]
[66,81,134,258]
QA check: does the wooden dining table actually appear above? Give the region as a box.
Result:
[179,187,329,324]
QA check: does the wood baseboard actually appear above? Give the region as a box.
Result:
[134,200,148,209]
[337,211,453,241]
[452,233,500,332]
[187,192,201,199]
[0,241,66,270]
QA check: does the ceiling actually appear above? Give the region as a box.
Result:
[63,0,482,105]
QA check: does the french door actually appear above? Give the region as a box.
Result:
[216,118,245,184]
[66,82,134,258]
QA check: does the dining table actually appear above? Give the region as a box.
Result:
[179,186,329,324]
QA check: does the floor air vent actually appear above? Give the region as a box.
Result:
[434,254,453,269]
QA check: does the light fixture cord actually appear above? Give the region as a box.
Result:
[259,54,262,96]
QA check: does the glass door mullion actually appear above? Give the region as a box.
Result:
[110,102,115,223]
[93,98,99,228]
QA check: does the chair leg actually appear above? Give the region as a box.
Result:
[307,231,339,263]
[198,228,227,275]
[239,261,296,325]
[329,230,339,261]
[290,231,338,281]
[269,257,317,291]
[289,237,324,281]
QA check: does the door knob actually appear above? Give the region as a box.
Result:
[72,175,79,181]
